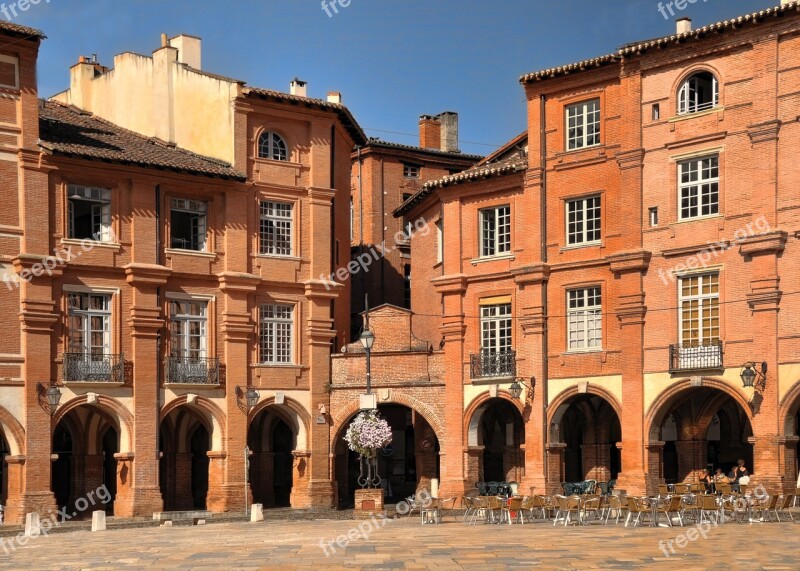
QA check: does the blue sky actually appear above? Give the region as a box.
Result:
[16,0,772,156]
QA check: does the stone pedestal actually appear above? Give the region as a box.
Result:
[353,488,384,518]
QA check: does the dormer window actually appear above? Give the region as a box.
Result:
[678,72,718,115]
[257,131,288,161]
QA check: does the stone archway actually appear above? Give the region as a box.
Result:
[464,394,525,488]
[778,381,800,487]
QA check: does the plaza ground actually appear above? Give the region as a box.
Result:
[0,514,798,569]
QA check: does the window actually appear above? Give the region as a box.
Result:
[0,54,18,90]
[649,207,659,227]
[481,303,512,355]
[403,264,411,309]
[480,206,511,258]
[350,197,354,241]
[678,72,718,115]
[67,185,111,241]
[259,304,294,364]
[566,99,600,150]
[170,199,207,251]
[679,273,719,348]
[403,164,420,178]
[566,196,601,246]
[436,218,443,264]
[679,156,719,220]
[259,201,293,256]
[257,131,288,161]
[567,287,602,351]
[170,300,207,359]
[67,293,111,355]
[652,103,660,121]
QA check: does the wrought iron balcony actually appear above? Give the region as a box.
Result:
[669,341,723,373]
[470,350,516,379]
[165,356,220,385]
[64,352,125,383]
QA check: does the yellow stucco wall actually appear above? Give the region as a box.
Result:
[779,363,800,405]
[546,375,623,408]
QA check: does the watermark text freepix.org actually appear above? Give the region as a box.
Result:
[657,0,709,21]
[321,0,351,18]
[0,0,50,21]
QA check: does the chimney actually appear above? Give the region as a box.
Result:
[160,33,168,48]
[290,78,308,97]
[419,115,441,150]
[169,34,202,69]
[437,112,459,153]
[327,91,342,104]
[676,17,692,35]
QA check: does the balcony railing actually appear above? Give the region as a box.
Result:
[165,356,220,385]
[64,352,125,383]
[470,350,516,379]
[669,341,723,373]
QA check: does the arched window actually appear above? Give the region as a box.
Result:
[678,71,718,115]
[257,131,288,161]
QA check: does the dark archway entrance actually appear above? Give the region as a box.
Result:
[335,404,439,509]
[653,386,753,484]
[0,433,8,507]
[550,394,621,484]
[467,398,524,485]
[248,407,297,508]
[51,406,119,517]
[159,406,211,511]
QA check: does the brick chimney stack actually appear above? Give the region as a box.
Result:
[419,115,441,150]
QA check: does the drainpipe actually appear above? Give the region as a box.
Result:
[155,184,163,389]
[539,95,549,490]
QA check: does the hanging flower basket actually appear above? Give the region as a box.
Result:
[344,410,393,489]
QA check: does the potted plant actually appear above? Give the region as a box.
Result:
[344,410,392,488]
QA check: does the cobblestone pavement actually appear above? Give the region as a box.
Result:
[0,514,798,570]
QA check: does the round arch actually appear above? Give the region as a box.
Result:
[160,396,226,451]
[645,378,753,443]
[671,63,723,113]
[254,124,295,162]
[249,396,311,451]
[54,395,133,453]
[333,393,445,445]
[547,385,623,436]
[779,380,800,437]
[0,405,25,456]
[464,391,524,448]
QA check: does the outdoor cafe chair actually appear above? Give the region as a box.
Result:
[530,495,549,521]
[486,495,504,524]
[625,497,652,528]
[689,483,705,494]
[673,483,690,494]
[716,482,733,495]
[775,495,794,522]
[501,496,525,524]
[468,496,489,525]
[655,495,684,527]
[658,484,669,497]
[553,495,581,526]
[698,494,719,524]
[580,496,602,525]
[461,496,474,522]
[603,495,627,525]
[420,498,441,525]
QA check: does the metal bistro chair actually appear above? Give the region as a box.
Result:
[698,494,719,524]
[603,495,627,525]
[580,496,603,525]
[486,495,504,524]
[655,495,684,527]
[553,495,581,526]
[625,497,652,528]
[501,496,525,524]
[421,498,441,525]
[775,495,795,522]
[468,496,489,525]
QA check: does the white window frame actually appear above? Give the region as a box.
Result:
[259,200,294,257]
[67,185,112,242]
[259,304,294,364]
[567,287,602,351]
[566,195,601,246]
[169,299,208,360]
[566,99,600,151]
[678,273,720,348]
[479,205,511,258]
[678,155,719,221]
[480,303,512,355]
[258,131,288,161]
[67,292,112,356]
[0,54,19,90]
[403,164,420,178]
[170,198,207,252]
[436,218,443,264]
[678,72,718,115]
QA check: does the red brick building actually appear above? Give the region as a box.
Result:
[387,1,800,499]
[0,30,363,522]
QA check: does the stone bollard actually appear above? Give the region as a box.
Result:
[91,510,106,532]
[251,503,264,523]
[24,512,40,537]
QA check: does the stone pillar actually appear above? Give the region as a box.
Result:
[4,456,26,524]
[414,414,437,494]
[289,451,311,508]
[674,440,706,483]
[778,437,799,494]
[581,444,611,482]
[465,446,483,490]
[503,445,523,483]
[644,442,664,494]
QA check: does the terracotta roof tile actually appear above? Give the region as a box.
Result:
[38,100,245,180]
[0,20,45,39]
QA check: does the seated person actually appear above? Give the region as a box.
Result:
[730,459,749,483]
[699,469,714,491]
[714,468,730,483]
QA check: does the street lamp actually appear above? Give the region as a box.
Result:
[359,328,376,410]
[37,382,62,416]
[508,377,535,404]
[236,385,260,415]
[740,362,767,391]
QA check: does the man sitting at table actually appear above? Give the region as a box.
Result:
[699,469,714,492]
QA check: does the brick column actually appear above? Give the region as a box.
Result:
[252,452,275,507]
[113,453,134,516]
[545,443,566,494]
[465,446,483,488]
[290,450,312,508]
[674,440,705,483]
[581,444,612,482]
[123,263,170,516]
[83,454,104,498]
[4,457,26,523]
[432,274,468,498]
[174,453,193,510]
[645,441,664,493]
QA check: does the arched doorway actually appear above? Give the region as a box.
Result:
[549,394,621,484]
[0,432,9,507]
[248,407,297,508]
[335,404,439,508]
[159,406,211,511]
[51,405,119,517]
[467,398,524,484]
[650,384,753,484]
